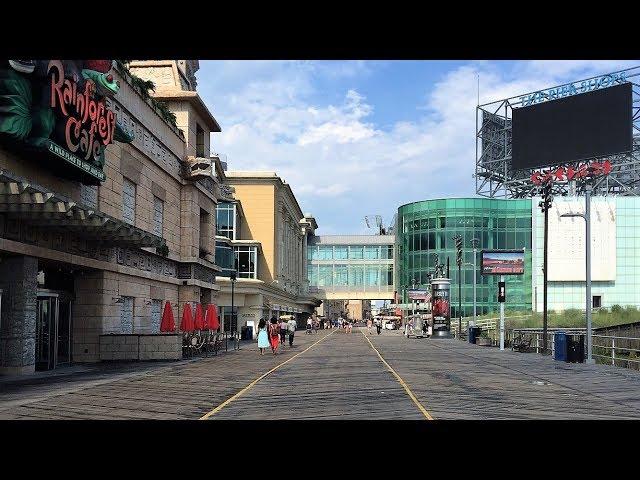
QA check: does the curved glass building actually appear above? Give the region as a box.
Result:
[396,198,533,317]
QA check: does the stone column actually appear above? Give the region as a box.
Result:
[0,256,38,375]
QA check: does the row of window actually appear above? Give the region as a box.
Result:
[308,244,394,260]
[309,264,394,287]
[402,216,532,232]
[402,230,532,252]
[215,242,259,279]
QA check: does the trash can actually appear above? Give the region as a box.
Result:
[567,334,584,363]
[240,326,249,340]
[468,326,481,344]
[554,331,567,361]
[246,326,254,340]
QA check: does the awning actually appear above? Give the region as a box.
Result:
[0,169,165,249]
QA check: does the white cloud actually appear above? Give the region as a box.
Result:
[197,60,638,234]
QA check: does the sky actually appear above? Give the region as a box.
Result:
[196,60,638,235]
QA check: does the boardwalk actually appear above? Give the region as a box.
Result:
[2,328,640,420]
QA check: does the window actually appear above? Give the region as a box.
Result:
[151,299,162,333]
[122,178,136,225]
[334,246,348,260]
[234,246,257,279]
[196,123,205,157]
[120,296,134,333]
[334,265,348,286]
[318,245,333,260]
[593,296,602,308]
[199,208,210,256]
[216,202,236,239]
[349,246,364,259]
[153,196,164,237]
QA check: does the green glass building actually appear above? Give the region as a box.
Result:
[396,198,533,317]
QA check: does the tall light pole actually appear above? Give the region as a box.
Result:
[471,238,480,326]
[411,278,417,317]
[453,235,463,339]
[230,270,237,341]
[539,183,553,354]
[560,183,593,363]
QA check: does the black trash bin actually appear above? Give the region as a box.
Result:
[468,326,481,344]
[566,334,585,363]
[554,332,567,362]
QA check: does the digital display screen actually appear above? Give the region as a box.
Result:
[511,82,632,170]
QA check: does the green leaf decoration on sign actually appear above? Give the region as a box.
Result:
[0,69,33,140]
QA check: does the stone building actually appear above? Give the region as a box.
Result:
[0,59,222,374]
[214,171,321,335]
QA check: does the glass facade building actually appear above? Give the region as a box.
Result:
[397,198,533,317]
[307,236,395,297]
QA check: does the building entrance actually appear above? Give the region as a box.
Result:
[35,290,73,371]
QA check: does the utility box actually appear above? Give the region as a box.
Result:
[554,332,567,362]
[567,334,585,363]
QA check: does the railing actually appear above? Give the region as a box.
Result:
[509,328,640,370]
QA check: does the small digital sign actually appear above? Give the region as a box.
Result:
[481,250,525,275]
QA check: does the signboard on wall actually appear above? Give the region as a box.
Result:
[548,200,616,281]
[407,289,429,300]
[0,60,131,185]
[481,250,525,275]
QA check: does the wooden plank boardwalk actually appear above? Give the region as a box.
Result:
[2,327,640,420]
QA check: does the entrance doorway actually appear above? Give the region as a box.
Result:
[35,290,73,371]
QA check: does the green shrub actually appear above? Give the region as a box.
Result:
[611,304,623,315]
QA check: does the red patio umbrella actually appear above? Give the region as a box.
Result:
[194,303,204,330]
[204,304,219,331]
[160,301,175,333]
[180,303,195,332]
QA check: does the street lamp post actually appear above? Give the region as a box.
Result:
[539,183,553,354]
[453,235,463,339]
[560,184,594,364]
[230,270,237,346]
[471,238,480,326]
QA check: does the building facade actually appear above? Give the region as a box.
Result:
[396,198,533,318]
[0,59,223,374]
[533,195,640,312]
[214,171,320,335]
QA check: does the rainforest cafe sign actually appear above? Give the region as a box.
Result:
[48,60,115,164]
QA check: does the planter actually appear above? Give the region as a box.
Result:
[476,337,492,347]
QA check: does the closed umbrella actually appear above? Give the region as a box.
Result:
[160,301,175,332]
[180,303,195,332]
[194,303,204,330]
[205,304,219,331]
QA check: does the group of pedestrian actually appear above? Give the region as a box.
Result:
[257,315,298,356]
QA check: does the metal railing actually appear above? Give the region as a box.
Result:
[509,328,640,370]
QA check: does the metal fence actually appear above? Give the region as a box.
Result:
[508,328,640,370]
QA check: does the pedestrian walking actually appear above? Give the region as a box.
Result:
[375,318,382,335]
[257,318,269,355]
[367,318,373,335]
[269,317,280,355]
[287,316,297,347]
[279,318,288,345]
[346,321,352,334]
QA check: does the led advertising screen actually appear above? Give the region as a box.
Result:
[512,82,632,170]
[481,250,525,275]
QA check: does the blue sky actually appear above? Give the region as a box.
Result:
[196,60,638,235]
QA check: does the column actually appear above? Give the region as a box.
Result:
[0,256,38,375]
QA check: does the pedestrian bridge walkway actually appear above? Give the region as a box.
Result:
[2,328,640,419]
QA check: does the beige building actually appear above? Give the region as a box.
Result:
[214,171,320,335]
[0,59,224,374]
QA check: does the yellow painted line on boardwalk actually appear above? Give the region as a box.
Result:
[361,331,434,420]
[199,330,336,420]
